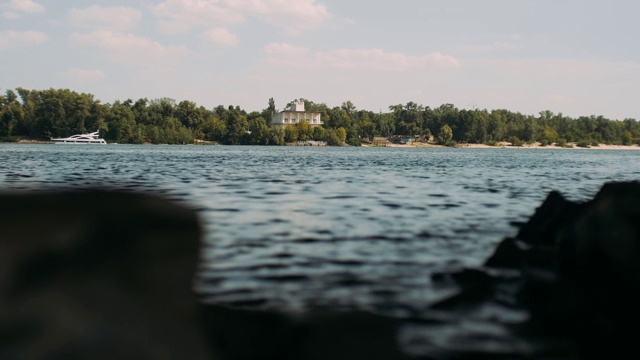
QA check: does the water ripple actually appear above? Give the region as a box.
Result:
[3,144,640,356]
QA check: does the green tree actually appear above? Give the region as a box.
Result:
[312,126,326,141]
[375,113,395,137]
[324,128,342,146]
[106,101,142,143]
[247,117,269,145]
[284,125,299,143]
[296,120,313,141]
[14,88,35,136]
[341,100,356,114]
[336,127,347,143]
[359,120,375,140]
[224,111,249,145]
[175,100,204,130]
[33,91,66,137]
[0,90,23,137]
[198,116,227,142]
[266,126,285,145]
[437,124,453,145]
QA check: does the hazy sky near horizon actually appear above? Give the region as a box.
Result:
[1,0,639,119]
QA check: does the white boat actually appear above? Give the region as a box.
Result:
[51,131,107,144]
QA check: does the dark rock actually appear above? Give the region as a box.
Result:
[485,237,556,271]
[430,269,493,311]
[484,237,529,268]
[515,190,579,246]
[0,190,210,360]
[549,181,640,357]
[557,181,640,285]
[201,304,407,360]
[485,190,578,270]
[436,181,640,358]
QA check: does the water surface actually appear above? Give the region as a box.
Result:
[2,144,639,354]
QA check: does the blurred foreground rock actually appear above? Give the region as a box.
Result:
[200,304,406,360]
[433,181,640,358]
[0,190,210,359]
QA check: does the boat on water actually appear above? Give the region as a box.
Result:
[50,131,107,144]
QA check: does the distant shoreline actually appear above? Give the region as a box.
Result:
[5,139,640,150]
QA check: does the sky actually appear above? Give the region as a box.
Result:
[1,0,639,120]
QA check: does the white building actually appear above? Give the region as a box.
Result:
[271,100,323,127]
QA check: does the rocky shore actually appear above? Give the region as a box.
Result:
[424,181,640,359]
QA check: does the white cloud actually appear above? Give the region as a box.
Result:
[316,49,460,70]
[455,41,521,54]
[264,42,308,56]
[0,0,43,18]
[67,6,142,31]
[203,27,239,46]
[70,31,187,64]
[59,68,106,81]
[0,30,47,50]
[473,58,640,78]
[152,0,331,34]
[236,0,332,34]
[1,11,19,19]
[265,43,460,71]
[153,0,244,33]
[0,0,43,12]
[546,93,577,106]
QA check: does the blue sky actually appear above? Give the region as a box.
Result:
[1,0,639,119]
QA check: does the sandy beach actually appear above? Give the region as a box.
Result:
[378,142,640,150]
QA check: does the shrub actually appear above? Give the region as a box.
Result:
[347,137,362,146]
[509,136,524,147]
[324,129,342,146]
[0,136,18,143]
[437,125,453,145]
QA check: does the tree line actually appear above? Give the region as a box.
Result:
[1,87,639,146]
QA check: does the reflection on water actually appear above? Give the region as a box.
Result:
[2,144,639,354]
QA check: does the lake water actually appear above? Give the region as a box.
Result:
[2,144,639,354]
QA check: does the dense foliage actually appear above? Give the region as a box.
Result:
[1,87,639,146]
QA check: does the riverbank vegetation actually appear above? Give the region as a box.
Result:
[1,87,639,146]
